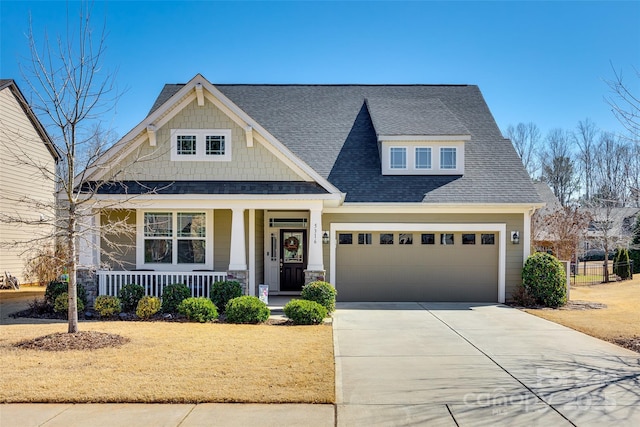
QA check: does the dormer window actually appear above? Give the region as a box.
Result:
[380,139,465,175]
[171,129,231,161]
[390,147,407,169]
[440,147,457,169]
[415,147,432,169]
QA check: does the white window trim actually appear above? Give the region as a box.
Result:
[329,222,506,302]
[440,146,457,170]
[136,209,214,271]
[170,129,232,162]
[389,146,407,169]
[381,140,464,175]
[415,147,432,170]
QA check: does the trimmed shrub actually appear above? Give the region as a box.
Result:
[45,280,88,308]
[301,281,337,314]
[511,285,537,307]
[210,280,243,313]
[136,296,161,319]
[53,292,85,315]
[614,248,631,280]
[178,297,219,323]
[94,295,122,317]
[284,299,327,325]
[161,283,191,313]
[225,296,270,324]
[522,252,567,308]
[118,284,145,312]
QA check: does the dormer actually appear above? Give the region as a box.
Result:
[365,96,471,176]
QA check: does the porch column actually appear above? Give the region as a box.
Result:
[228,208,247,270]
[304,208,326,284]
[228,208,248,294]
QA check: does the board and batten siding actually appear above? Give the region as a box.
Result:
[113,100,302,182]
[0,86,57,284]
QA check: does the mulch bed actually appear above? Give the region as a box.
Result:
[15,331,130,351]
[613,337,640,353]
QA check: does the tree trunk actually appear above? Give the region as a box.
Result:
[67,210,79,333]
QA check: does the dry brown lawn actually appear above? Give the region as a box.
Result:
[0,321,334,403]
[525,277,640,349]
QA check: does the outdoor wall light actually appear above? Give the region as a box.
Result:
[322,231,330,244]
[511,231,520,244]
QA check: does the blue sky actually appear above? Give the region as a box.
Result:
[1,1,639,142]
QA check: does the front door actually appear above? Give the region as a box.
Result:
[280,229,307,291]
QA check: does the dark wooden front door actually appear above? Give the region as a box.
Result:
[280,229,307,291]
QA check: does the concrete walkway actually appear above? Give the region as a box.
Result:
[2,298,640,426]
[334,302,640,426]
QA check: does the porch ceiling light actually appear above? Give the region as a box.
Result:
[511,231,520,244]
[322,231,330,244]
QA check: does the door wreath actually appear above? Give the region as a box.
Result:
[284,236,300,252]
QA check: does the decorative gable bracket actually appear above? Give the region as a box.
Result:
[245,125,253,147]
[147,125,157,146]
[195,83,205,106]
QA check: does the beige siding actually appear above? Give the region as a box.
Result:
[323,212,525,300]
[100,210,136,270]
[0,87,57,284]
[114,100,302,182]
[214,210,231,272]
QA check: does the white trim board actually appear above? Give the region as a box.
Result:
[329,222,507,303]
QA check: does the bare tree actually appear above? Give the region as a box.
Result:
[606,64,640,139]
[504,122,542,178]
[541,129,579,206]
[572,118,599,202]
[593,132,630,206]
[532,206,591,262]
[16,3,118,333]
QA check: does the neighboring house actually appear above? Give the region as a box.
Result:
[78,74,542,303]
[0,79,60,284]
[581,207,640,260]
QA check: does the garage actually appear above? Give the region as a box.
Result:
[331,224,505,302]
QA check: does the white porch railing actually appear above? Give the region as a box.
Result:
[98,271,228,299]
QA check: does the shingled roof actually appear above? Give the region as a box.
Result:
[147,82,541,204]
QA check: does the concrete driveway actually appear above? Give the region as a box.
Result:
[334,302,640,426]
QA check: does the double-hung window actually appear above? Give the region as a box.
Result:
[171,129,231,161]
[144,212,207,266]
[440,147,457,169]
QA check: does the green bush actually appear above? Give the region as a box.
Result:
[178,297,219,323]
[45,280,87,308]
[210,280,243,313]
[284,299,327,325]
[94,295,122,317]
[53,292,85,315]
[161,283,191,313]
[136,296,161,319]
[118,284,145,312]
[301,281,337,314]
[225,296,270,324]
[614,248,631,280]
[522,252,567,308]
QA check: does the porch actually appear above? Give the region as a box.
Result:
[98,270,228,299]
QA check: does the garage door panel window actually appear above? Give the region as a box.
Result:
[481,234,495,245]
[421,233,435,245]
[462,234,476,245]
[399,233,413,245]
[440,233,454,245]
[358,233,372,245]
[339,233,353,245]
[380,233,394,245]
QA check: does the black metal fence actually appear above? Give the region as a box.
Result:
[570,261,634,285]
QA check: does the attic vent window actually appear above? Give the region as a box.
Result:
[171,129,231,162]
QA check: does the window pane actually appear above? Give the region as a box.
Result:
[462,234,476,245]
[421,233,435,244]
[358,233,372,245]
[440,233,454,245]
[415,147,432,169]
[177,135,197,155]
[481,234,495,245]
[144,213,172,237]
[440,147,457,169]
[206,135,225,155]
[178,240,206,264]
[399,233,413,245]
[390,147,406,169]
[380,233,394,245]
[339,233,353,244]
[177,213,206,237]
[145,239,172,263]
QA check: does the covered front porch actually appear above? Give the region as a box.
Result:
[81,198,334,300]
